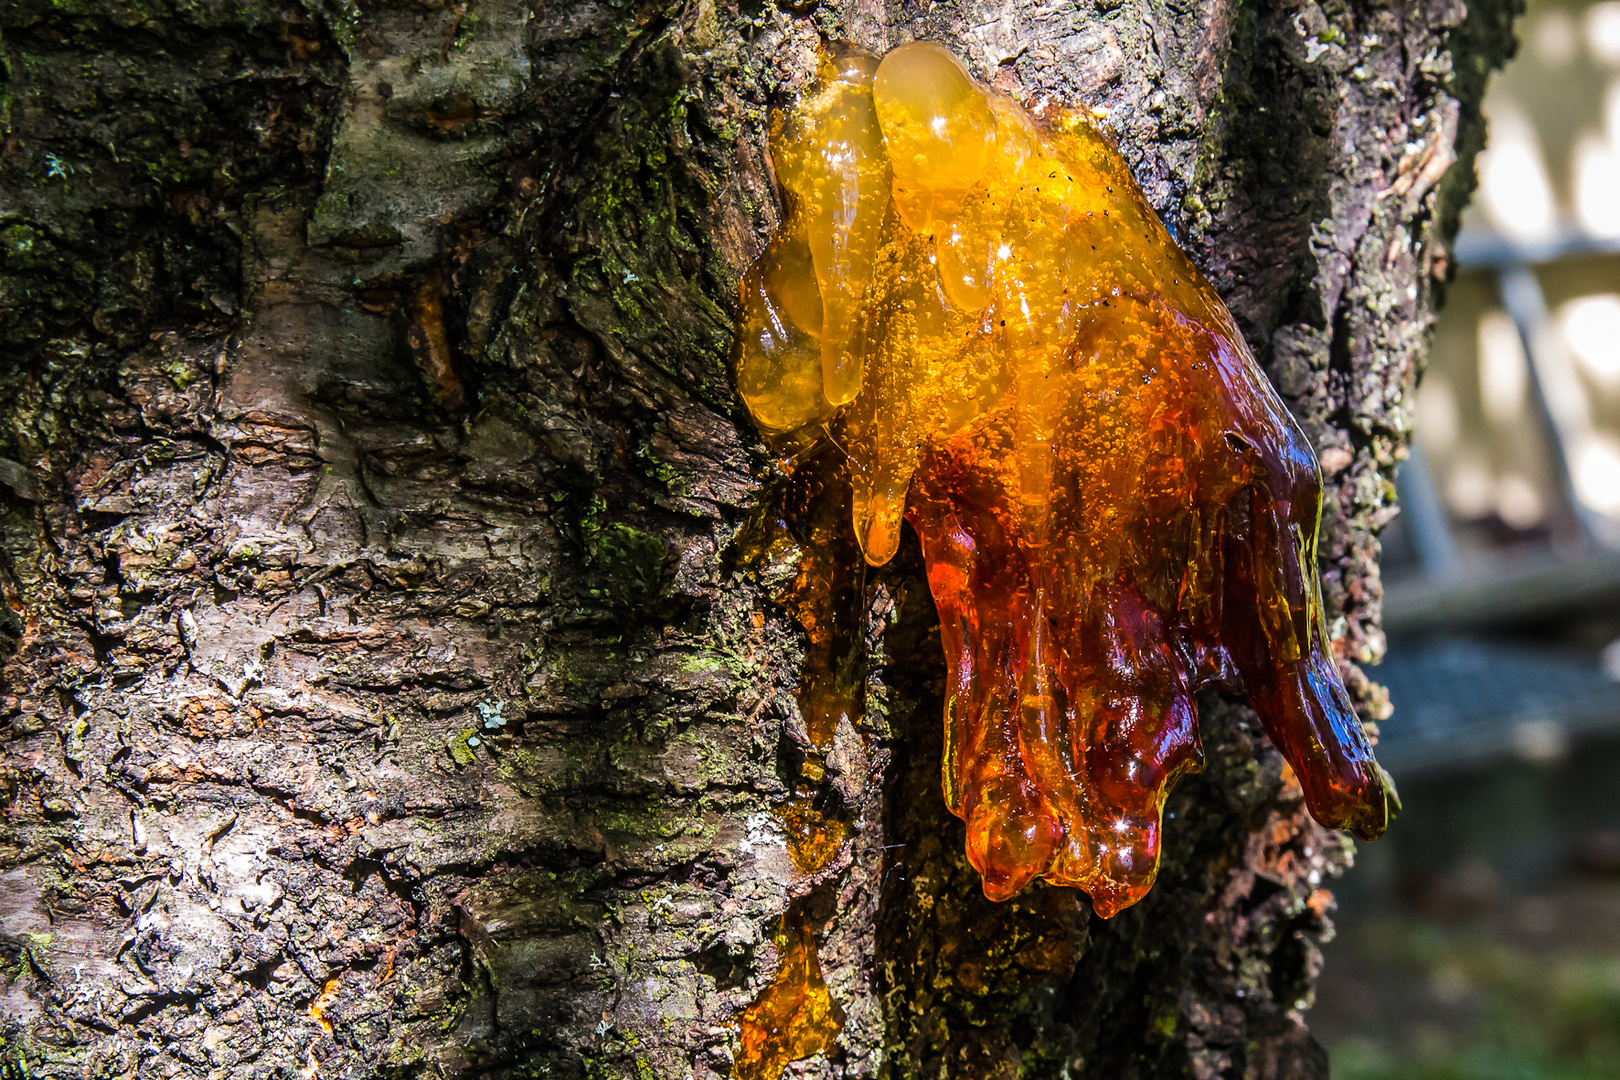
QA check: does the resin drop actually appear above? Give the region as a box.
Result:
[733,41,1396,918]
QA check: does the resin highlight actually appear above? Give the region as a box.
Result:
[734,41,1396,918]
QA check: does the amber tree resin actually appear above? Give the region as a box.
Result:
[734,41,1396,918]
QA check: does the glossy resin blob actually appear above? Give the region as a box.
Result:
[735,42,1396,918]
[734,916,845,1080]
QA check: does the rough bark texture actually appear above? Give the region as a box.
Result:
[0,0,1514,1076]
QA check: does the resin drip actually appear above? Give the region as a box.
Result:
[726,451,858,1072]
[779,452,869,753]
[734,42,1396,918]
[733,915,846,1080]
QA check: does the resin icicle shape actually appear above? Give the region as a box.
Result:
[734,41,1397,917]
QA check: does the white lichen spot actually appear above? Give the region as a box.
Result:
[738,811,784,858]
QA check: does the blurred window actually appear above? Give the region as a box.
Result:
[1400,0,1620,573]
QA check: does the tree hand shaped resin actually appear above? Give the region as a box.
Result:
[735,42,1397,917]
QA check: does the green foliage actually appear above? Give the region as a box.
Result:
[1330,912,1620,1080]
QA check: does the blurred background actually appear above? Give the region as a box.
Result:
[1310,1,1620,1075]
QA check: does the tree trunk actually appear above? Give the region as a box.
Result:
[0,0,1515,1076]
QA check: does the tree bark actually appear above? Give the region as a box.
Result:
[0,0,1515,1076]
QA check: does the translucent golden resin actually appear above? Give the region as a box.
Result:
[779,794,851,875]
[734,41,1396,918]
[778,454,869,749]
[733,918,845,1080]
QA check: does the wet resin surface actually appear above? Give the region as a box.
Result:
[734,41,1395,919]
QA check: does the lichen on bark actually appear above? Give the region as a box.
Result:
[0,0,1516,1077]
